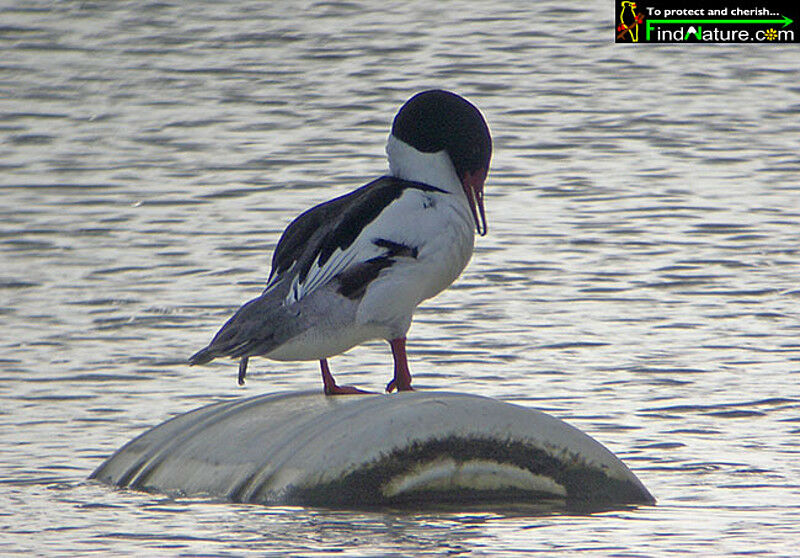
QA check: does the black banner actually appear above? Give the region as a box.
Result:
[615,0,798,43]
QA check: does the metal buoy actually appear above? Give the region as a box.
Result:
[91,390,654,510]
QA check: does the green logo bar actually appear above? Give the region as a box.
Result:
[646,16,793,40]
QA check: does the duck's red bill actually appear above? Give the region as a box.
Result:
[462,168,488,236]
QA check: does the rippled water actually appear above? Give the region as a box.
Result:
[2,1,800,555]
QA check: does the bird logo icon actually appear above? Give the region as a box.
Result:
[617,1,645,42]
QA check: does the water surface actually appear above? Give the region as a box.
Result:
[2,1,800,555]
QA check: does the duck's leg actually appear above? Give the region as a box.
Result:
[238,357,248,385]
[385,337,414,393]
[320,359,371,395]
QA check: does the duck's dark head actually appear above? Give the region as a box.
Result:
[390,90,492,236]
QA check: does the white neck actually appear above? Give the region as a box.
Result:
[386,134,463,196]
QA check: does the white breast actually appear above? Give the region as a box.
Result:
[354,188,475,338]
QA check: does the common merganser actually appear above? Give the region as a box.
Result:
[190,90,492,394]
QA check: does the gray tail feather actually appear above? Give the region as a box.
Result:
[188,346,215,366]
[188,293,288,366]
